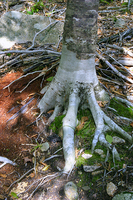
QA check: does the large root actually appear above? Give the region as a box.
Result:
[38,79,133,173]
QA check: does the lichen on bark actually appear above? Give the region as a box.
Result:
[63,0,99,59]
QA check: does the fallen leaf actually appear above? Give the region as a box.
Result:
[81,116,88,123]
[97,101,109,107]
[0,173,7,178]
[27,172,35,178]
[42,165,50,171]
[130,122,133,127]
[23,157,32,164]
[76,116,88,131]
[76,123,85,131]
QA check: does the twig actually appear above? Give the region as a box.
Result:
[26,172,61,200]
[16,72,45,93]
[7,168,34,192]
[53,147,63,154]
[102,51,133,77]
[6,96,35,122]
[98,76,123,85]
[0,20,62,69]
[3,60,58,93]
[16,62,58,93]
[0,49,61,55]
[0,53,26,69]
[3,70,43,90]
[27,20,60,50]
[42,155,62,162]
[98,28,133,44]
[97,52,133,84]
[115,96,133,107]
[106,44,133,58]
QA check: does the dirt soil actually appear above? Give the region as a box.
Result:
[0,68,111,200]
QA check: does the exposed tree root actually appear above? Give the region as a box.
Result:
[0,156,17,168]
[38,77,132,173]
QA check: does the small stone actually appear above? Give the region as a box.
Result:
[40,142,49,152]
[118,181,125,187]
[82,153,92,159]
[94,149,105,158]
[101,154,106,158]
[127,96,133,101]
[92,170,103,176]
[64,182,79,200]
[83,165,101,172]
[0,11,64,49]
[112,193,133,200]
[113,136,125,144]
[94,149,104,155]
[115,18,125,28]
[0,195,6,200]
[106,182,117,197]
[82,186,90,191]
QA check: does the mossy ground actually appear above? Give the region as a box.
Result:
[49,98,133,193]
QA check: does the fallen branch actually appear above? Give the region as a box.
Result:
[108,55,133,76]
[3,70,43,90]
[97,52,133,84]
[0,20,62,69]
[115,96,133,107]
[6,96,35,122]
[26,172,61,200]
[113,58,133,66]
[0,49,61,55]
[106,44,133,58]
[3,62,58,93]
[98,28,133,44]
[7,168,34,192]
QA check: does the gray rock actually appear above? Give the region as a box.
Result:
[112,193,133,200]
[0,11,64,49]
[113,136,125,144]
[64,182,79,200]
[40,142,49,152]
[106,182,117,197]
[94,149,106,158]
[82,153,92,159]
[82,186,90,191]
[83,165,101,172]
[115,18,125,28]
[11,4,25,11]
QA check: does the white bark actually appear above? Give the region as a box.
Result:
[63,92,80,172]
[38,46,132,173]
[56,45,98,86]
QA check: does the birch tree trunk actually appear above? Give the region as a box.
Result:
[38,0,132,173]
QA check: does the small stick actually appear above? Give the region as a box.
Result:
[97,52,133,84]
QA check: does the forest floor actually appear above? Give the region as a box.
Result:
[0,1,133,200]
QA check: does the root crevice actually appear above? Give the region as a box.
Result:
[38,78,132,172]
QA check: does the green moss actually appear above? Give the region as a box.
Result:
[77,172,90,188]
[76,148,105,169]
[110,98,133,119]
[50,115,65,134]
[109,98,133,133]
[49,103,132,188]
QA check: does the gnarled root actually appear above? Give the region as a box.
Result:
[38,80,132,173]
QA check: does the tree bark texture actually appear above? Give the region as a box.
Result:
[63,0,99,59]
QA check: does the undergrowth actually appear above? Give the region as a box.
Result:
[49,97,133,188]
